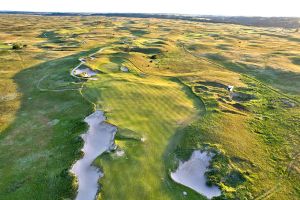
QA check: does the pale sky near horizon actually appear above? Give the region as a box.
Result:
[2,0,300,17]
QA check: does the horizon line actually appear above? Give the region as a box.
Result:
[1,10,300,18]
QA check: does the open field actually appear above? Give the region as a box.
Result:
[0,15,299,200]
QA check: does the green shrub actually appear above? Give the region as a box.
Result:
[12,43,26,50]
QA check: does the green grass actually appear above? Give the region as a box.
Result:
[81,71,204,199]
[291,57,300,66]
[0,14,299,200]
[0,43,11,49]
[0,50,98,199]
[176,75,300,199]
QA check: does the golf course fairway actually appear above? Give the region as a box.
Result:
[1,14,299,200]
[81,71,204,199]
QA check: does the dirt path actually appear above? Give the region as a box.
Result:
[36,47,105,93]
[71,47,106,79]
[36,74,81,92]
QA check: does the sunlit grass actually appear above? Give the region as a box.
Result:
[0,14,299,200]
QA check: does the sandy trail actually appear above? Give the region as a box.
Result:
[36,48,105,92]
[71,111,117,200]
[171,151,221,199]
[36,74,81,92]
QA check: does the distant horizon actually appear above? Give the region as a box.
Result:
[2,0,300,18]
[1,10,300,18]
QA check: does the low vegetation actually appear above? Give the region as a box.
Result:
[0,14,299,200]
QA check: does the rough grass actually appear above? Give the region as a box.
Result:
[0,50,98,199]
[0,14,299,200]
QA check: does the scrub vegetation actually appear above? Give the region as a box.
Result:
[0,14,299,200]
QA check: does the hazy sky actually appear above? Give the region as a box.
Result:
[2,0,300,17]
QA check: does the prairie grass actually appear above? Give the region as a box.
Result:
[0,14,299,200]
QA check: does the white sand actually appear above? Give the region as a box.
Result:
[171,151,221,199]
[116,149,125,157]
[120,66,129,72]
[74,68,97,77]
[71,111,117,200]
[71,48,105,79]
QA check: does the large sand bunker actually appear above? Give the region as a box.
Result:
[171,151,221,199]
[71,111,117,200]
[74,67,97,78]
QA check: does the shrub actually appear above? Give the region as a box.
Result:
[12,43,24,50]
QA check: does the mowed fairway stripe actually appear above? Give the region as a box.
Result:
[84,72,199,199]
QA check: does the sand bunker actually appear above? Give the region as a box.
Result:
[171,151,221,199]
[74,67,97,78]
[71,111,117,200]
[120,66,129,72]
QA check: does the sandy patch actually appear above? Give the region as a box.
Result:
[115,149,125,157]
[0,93,18,102]
[171,150,221,199]
[74,67,97,77]
[120,66,129,72]
[71,111,117,200]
